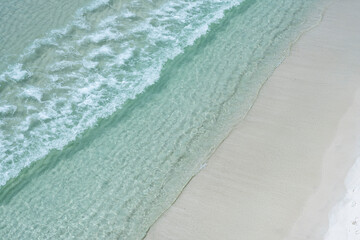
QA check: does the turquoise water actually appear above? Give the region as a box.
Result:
[0,0,322,239]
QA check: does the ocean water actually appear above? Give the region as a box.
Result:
[0,0,322,239]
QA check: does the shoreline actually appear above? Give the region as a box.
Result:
[145,0,360,239]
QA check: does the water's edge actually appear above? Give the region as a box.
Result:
[143,1,328,238]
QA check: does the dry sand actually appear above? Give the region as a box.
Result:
[145,0,360,239]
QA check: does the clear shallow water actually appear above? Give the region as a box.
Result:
[0,0,321,239]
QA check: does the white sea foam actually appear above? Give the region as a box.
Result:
[21,0,112,58]
[0,105,17,116]
[89,45,114,58]
[99,15,118,28]
[110,47,134,67]
[82,60,98,69]
[20,86,43,102]
[0,0,243,186]
[78,28,121,45]
[49,61,81,72]
[1,64,31,83]
[122,9,136,18]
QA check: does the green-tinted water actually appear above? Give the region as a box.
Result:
[0,0,92,71]
[0,0,323,239]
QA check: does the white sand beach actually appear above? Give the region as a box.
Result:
[145,0,360,239]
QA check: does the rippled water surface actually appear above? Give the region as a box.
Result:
[0,0,322,239]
